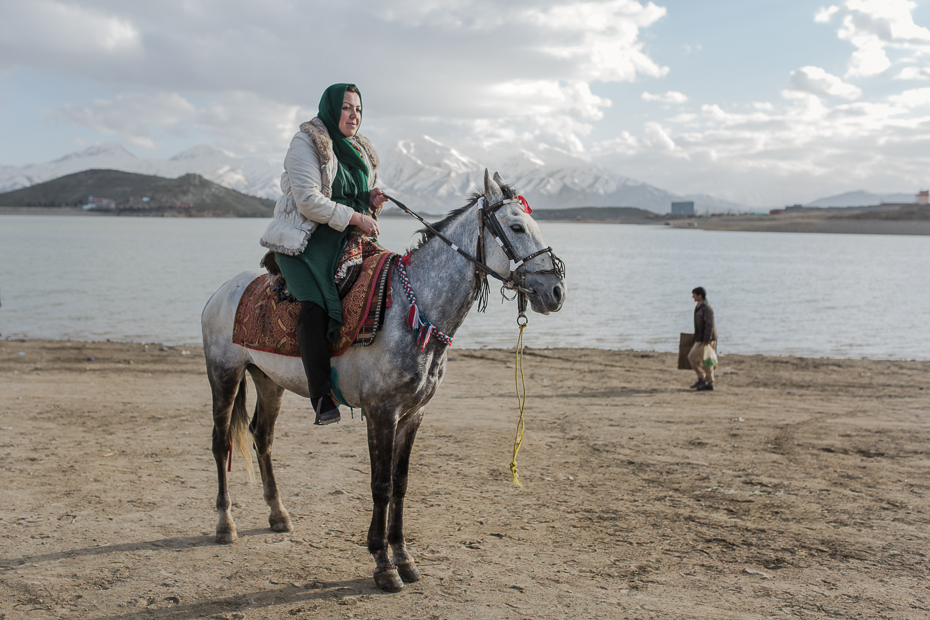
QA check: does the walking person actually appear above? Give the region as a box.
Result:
[688,286,718,391]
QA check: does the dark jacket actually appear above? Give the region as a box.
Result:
[694,300,718,344]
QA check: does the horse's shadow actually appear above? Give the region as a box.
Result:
[0,529,267,569]
[82,577,376,620]
[1,530,387,618]
[90,581,379,620]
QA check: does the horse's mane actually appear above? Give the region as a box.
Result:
[411,183,517,251]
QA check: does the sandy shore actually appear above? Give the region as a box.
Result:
[667,211,930,235]
[1,340,928,619]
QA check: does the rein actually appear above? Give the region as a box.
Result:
[382,194,565,312]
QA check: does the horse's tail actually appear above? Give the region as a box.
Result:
[230,376,255,482]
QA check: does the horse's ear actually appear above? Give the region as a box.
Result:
[492,171,506,187]
[484,168,502,202]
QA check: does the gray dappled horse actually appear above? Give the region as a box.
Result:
[201,171,566,592]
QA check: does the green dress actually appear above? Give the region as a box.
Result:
[273,83,371,344]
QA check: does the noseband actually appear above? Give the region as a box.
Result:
[476,196,566,296]
[383,194,565,312]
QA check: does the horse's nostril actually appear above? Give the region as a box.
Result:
[553,286,562,302]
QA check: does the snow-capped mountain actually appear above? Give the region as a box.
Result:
[0,144,282,200]
[0,138,746,214]
[377,137,746,214]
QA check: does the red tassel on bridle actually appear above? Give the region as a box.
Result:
[517,195,532,214]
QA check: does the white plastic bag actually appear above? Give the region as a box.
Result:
[703,344,718,368]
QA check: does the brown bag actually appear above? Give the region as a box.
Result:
[678,333,695,370]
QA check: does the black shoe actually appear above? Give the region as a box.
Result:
[312,395,341,425]
[696,384,714,391]
[690,380,707,389]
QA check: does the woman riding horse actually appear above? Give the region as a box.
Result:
[259,83,388,425]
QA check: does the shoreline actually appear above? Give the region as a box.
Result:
[5,206,930,235]
[666,211,930,235]
[3,337,927,363]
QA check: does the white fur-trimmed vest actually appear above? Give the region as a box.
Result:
[259,118,379,255]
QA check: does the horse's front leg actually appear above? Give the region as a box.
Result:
[389,408,425,583]
[366,410,404,592]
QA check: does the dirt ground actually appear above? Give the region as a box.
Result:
[1,340,928,620]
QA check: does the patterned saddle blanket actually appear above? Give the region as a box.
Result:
[232,240,395,358]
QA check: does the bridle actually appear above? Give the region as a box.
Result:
[383,194,565,313]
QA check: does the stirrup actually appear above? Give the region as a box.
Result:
[313,396,341,425]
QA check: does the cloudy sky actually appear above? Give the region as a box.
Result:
[2,0,930,207]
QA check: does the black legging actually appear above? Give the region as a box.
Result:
[296,301,332,399]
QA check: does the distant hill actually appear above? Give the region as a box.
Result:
[806,190,917,208]
[0,169,275,217]
[838,204,930,221]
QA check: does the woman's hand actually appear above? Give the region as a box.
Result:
[350,212,380,237]
[369,188,389,214]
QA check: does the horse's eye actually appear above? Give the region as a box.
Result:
[510,224,525,233]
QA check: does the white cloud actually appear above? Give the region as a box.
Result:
[0,0,141,67]
[816,0,930,77]
[642,91,688,104]
[700,104,728,121]
[571,2,930,204]
[815,6,840,23]
[895,65,930,80]
[492,80,611,121]
[887,87,930,107]
[642,122,681,153]
[787,66,862,99]
[53,91,308,155]
[0,0,668,159]
[530,0,669,82]
[592,82,930,206]
[668,112,698,123]
[55,93,195,149]
[846,37,891,77]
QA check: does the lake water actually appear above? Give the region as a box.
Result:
[1,214,928,360]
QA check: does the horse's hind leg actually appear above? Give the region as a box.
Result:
[390,409,425,583]
[209,366,247,544]
[247,366,293,533]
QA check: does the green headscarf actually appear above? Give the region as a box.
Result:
[318,83,369,214]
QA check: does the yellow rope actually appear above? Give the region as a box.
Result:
[510,322,527,487]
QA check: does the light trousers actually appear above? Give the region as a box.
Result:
[688,340,717,385]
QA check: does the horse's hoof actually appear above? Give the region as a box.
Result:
[215,530,238,544]
[373,566,404,592]
[269,516,293,533]
[396,562,421,583]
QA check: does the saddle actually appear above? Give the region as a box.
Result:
[233,236,394,358]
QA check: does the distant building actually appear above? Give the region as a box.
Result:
[671,201,694,216]
[83,196,115,210]
[919,190,928,206]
